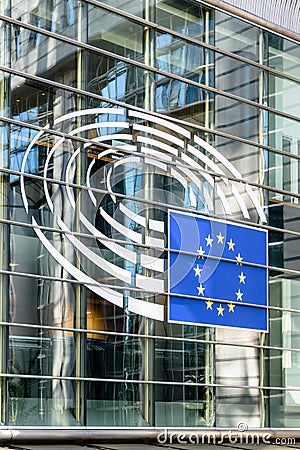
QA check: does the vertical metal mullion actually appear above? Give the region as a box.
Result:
[141,0,155,426]
[0,12,11,425]
[74,0,87,426]
[258,28,266,428]
[204,6,215,426]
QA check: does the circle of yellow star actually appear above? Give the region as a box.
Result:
[238,272,246,284]
[216,232,224,244]
[197,284,205,296]
[197,246,205,259]
[227,238,235,251]
[205,234,213,247]
[228,303,235,313]
[236,289,243,301]
[194,264,202,277]
[235,253,243,266]
[217,304,224,316]
[206,299,213,310]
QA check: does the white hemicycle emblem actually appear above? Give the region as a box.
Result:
[20,107,266,321]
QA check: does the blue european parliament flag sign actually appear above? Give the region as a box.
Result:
[168,211,268,332]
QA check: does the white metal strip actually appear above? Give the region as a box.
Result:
[100,207,143,244]
[133,124,185,148]
[145,235,165,249]
[129,110,191,138]
[80,212,137,264]
[137,136,178,156]
[136,274,164,293]
[127,297,164,321]
[140,254,165,272]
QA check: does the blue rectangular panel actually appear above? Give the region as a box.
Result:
[168,211,268,332]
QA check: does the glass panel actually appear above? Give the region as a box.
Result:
[264,389,300,428]
[93,0,147,18]
[264,75,300,118]
[87,381,146,426]
[9,275,77,328]
[215,10,259,61]
[10,0,79,39]
[9,23,79,87]
[156,0,211,41]
[265,32,300,79]
[8,376,78,425]
[87,52,147,108]
[154,327,213,426]
[156,32,212,76]
[88,5,144,62]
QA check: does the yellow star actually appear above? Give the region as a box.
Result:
[228,303,235,313]
[216,232,224,244]
[197,246,205,259]
[206,299,213,310]
[194,264,202,277]
[217,304,224,316]
[205,234,213,247]
[197,284,205,296]
[227,238,235,251]
[235,253,243,266]
[236,289,243,301]
[238,272,246,284]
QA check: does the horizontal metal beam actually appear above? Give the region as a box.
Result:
[0,428,299,443]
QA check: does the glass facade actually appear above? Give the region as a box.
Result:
[0,0,299,429]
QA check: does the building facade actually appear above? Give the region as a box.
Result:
[0,0,299,432]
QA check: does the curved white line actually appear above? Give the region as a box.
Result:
[57,216,132,284]
[94,133,133,144]
[136,274,164,293]
[144,156,167,172]
[52,108,125,126]
[119,203,146,228]
[246,184,267,223]
[148,219,164,233]
[232,183,250,219]
[137,136,178,156]
[20,127,49,213]
[33,216,164,320]
[65,147,80,209]
[180,152,215,211]
[187,143,251,217]
[194,135,241,179]
[79,212,137,264]
[86,158,97,207]
[43,136,65,213]
[106,155,142,204]
[133,124,185,148]
[80,212,164,273]
[170,168,187,190]
[127,297,164,321]
[193,136,266,221]
[216,185,232,215]
[32,217,123,307]
[67,122,129,135]
[140,254,164,272]
[128,110,191,139]
[180,153,215,187]
[140,147,173,162]
[100,207,143,244]
[145,235,165,249]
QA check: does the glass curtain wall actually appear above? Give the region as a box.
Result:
[0,0,299,428]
